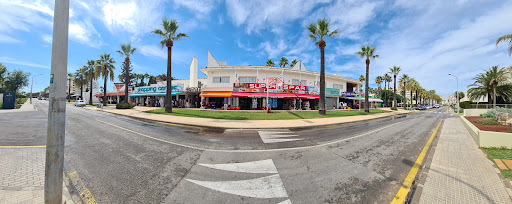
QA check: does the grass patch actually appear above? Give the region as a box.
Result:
[145,109,389,120]
[475,118,501,125]
[482,147,512,179]
[86,103,112,107]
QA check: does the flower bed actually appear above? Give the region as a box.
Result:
[466,116,512,133]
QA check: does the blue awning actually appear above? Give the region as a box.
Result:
[129,92,179,97]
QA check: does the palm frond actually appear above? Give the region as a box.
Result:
[173,33,189,41]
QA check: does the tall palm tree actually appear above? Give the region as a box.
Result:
[74,67,87,100]
[399,74,410,108]
[279,57,289,67]
[308,18,340,115]
[375,76,383,97]
[408,78,418,107]
[67,73,73,102]
[152,18,188,113]
[85,60,97,105]
[290,59,298,68]
[487,65,511,108]
[356,45,378,113]
[389,66,402,108]
[266,59,275,67]
[383,73,392,107]
[116,42,136,103]
[496,33,512,56]
[95,53,116,106]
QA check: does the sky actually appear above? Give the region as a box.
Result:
[1,0,512,99]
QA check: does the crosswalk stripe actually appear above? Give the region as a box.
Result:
[258,131,303,144]
[199,159,278,174]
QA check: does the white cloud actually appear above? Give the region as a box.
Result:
[0,34,22,43]
[42,34,52,44]
[0,0,53,32]
[139,45,167,59]
[69,20,103,48]
[173,0,219,18]
[259,39,288,59]
[0,56,50,69]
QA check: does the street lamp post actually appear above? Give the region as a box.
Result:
[30,74,43,104]
[449,73,459,113]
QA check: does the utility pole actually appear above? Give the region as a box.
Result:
[30,74,43,104]
[449,73,459,113]
[45,0,69,203]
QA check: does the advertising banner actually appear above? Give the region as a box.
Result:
[326,88,340,96]
[283,84,307,91]
[135,84,183,94]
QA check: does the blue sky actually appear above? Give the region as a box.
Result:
[1,0,512,99]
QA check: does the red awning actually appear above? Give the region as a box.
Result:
[296,94,319,99]
[232,92,298,99]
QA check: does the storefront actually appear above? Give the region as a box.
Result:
[129,84,183,107]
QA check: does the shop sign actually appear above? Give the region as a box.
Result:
[283,84,306,91]
[326,88,340,96]
[135,84,183,94]
[342,92,355,97]
[234,83,276,92]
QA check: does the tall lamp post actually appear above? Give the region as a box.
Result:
[30,74,43,104]
[448,73,459,113]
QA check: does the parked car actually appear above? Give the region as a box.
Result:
[74,100,86,107]
[417,106,426,110]
[434,104,440,108]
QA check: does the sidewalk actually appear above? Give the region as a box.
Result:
[84,106,413,129]
[0,99,35,113]
[0,147,73,204]
[417,118,512,203]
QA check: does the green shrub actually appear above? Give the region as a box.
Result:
[460,101,471,109]
[475,118,501,125]
[391,107,398,111]
[116,102,135,109]
[480,107,512,118]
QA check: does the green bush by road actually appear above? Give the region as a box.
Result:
[145,109,389,120]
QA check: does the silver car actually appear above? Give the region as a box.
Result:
[74,100,86,107]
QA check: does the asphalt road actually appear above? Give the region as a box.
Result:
[0,99,455,203]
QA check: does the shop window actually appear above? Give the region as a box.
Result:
[213,76,230,83]
[333,84,343,90]
[239,77,256,83]
[292,79,307,85]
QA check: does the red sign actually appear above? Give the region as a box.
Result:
[248,83,276,89]
[283,84,306,91]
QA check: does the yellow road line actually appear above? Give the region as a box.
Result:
[0,145,46,148]
[391,119,443,204]
[67,170,97,204]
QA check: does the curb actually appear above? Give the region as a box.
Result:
[88,107,416,130]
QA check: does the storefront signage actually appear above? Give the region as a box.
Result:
[325,88,340,96]
[135,84,183,94]
[283,84,307,91]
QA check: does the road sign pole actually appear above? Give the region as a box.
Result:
[45,0,69,203]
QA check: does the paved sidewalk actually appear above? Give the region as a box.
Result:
[0,147,74,204]
[418,118,512,203]
[84,106,412,129]
[0,99,35,113]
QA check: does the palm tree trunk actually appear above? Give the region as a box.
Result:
[410,89,413,108]
[319,41,326,115]
[384,81,387,107]
[415,90,418,106]
[68,79,71,102]
[494,83,497,109]
[393,75,397,108]
[103,69,107,106]
[364,59,370,113]
[165,41,173,113]
[89,69,93,105]
[80,85,83,101]
[124,57,130,103]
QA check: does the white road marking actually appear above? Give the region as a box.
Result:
[258,131,302,143]
[199,159,278,174]
[187,174,289,199]
[96,119,408,152]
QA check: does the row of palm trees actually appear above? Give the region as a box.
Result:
[71,54,116,106]
[266,57,299,68]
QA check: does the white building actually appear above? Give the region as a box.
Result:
[66,77,99,103]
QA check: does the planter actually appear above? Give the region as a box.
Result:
[463,109,490,117]
[460,116,512,148]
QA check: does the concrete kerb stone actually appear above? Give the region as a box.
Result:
[87,107,416,130]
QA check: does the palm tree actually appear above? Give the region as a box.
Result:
[116,42,136,103]
[496,33,512,56]
[95,53,116,106]
[356,45,379,113]
[67,73,73,102]
[279,57,289,67]
[399,74,410,109]
[383,73,392,107]
[389,66,402,108]
[375,76,383,97]
[266,59,275,67]
[74,67,87,100]
[486,66,511,108]
[85,60,97,105]
[308,18,340,115]
[359,75,365,82]
[408,78,418,107]
[152,18,188,113]
[290,59,298,68]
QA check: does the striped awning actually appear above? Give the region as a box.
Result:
[200,92,232,97]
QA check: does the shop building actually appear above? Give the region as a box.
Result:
[199,51,370,110]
